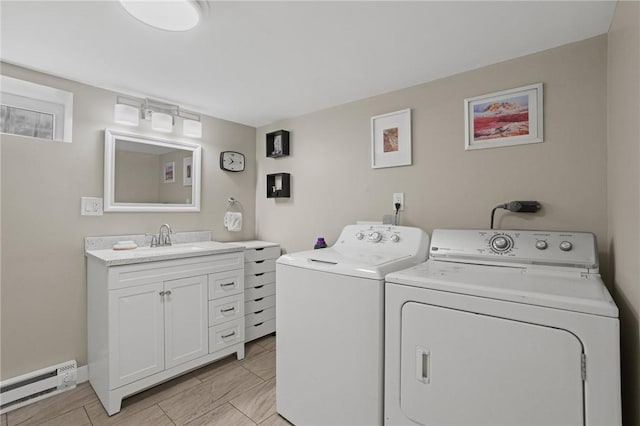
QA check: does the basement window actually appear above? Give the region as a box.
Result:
[0,75,73,142]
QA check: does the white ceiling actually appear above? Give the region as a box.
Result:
[1,1,616,128]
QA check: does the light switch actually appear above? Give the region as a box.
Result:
[81,197,103,216]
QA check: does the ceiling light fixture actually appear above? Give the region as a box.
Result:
[114,95,202,138]
[119,0,201,32]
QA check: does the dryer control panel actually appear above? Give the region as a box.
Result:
[429,229,598,270]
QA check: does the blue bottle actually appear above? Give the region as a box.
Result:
[314,237,327,249]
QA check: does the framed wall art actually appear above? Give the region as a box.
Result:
[183,157,192,186]
[371,108,412,168]
[464,83,543,150]
[163,161,175,183]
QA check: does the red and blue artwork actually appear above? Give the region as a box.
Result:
[473,95,530,141]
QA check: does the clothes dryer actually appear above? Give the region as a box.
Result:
[385,229,621,426]
[277,225,429,426]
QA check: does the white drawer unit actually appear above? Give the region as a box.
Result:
[206,269,246,355]
[229,240,280,342]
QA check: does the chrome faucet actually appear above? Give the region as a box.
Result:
[158,224,172,246]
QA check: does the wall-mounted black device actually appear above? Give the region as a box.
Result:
[490,201,541,229]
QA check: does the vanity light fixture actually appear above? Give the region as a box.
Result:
[114,103,140,127]
[114,95,202,138]
[119,0,201,32]
[182,119,202,138]
[151,111,173,133]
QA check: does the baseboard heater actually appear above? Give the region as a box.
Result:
[0,360,77,414]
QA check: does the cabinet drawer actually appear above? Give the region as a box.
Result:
[245,295,275,313]
[208,270,244,300]
[245,307,275,327]
[245,319,275,342]
[209,318,244,353]
[109,252,244,290]
[245,272,276,288]
[245,283,275,302]
[244,246,280,263]
[208,293,244,326]
[245,259,276,276]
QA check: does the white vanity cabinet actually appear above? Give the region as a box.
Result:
[229,241,280,342]
[87,248,244,415]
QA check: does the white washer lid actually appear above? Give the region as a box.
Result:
[386,260,618,318]
[277,247,418,280]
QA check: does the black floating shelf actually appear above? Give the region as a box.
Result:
[266,173,291,198]
[266,130,290,158]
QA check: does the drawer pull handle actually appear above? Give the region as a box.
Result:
[255,285,264,289]
[254,297,264,302]
[255,310,264,314]
[221,282,235,287]
[220,307,235,313]
[159,290,172,296]
[256,248,264,251]
[221,332,236,339]
[159,291,165,296]
[255,273,264,277]
[254,322,264,327]
[255,260,265,264]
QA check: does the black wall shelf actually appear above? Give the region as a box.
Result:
[266,130,290,158]
[266,173,291,198]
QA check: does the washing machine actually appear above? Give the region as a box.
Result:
[276,224,430,426]
[385,229,621,426]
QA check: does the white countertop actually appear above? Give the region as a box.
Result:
[227,240,279,249]
[85,241,245,266]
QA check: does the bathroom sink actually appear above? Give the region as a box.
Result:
[85,240,244,266]
[135,243,210,254]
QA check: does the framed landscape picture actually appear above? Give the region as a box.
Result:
[464,83,543,150]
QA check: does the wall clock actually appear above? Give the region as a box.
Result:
[219,151,245,172]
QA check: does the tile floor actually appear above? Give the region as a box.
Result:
[2,335,292,426]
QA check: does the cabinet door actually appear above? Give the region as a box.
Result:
[164,275,208,369]
[109,282,165,388]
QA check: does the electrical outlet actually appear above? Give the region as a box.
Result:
[81,197,103,216]
[393,192,405,211]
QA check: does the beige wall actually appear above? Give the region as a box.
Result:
[607,2,640,425]
[256,36,609,264]
[0,62,257,380]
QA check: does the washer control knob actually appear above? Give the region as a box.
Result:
[356,232,364,240]
[369,231,382,242]
[535,240,548,250]
[390,234,400,243]
[559,241,573,251]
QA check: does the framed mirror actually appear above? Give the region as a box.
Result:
[104,129,201,212]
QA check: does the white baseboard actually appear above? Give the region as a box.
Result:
[77,365,89,383]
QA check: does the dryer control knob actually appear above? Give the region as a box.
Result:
[390,234,400,243]
[356,232,364,240]
[559,241,573,251]
[369,231,382,242]
[535,240,548,250]
[492,236,509,251]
